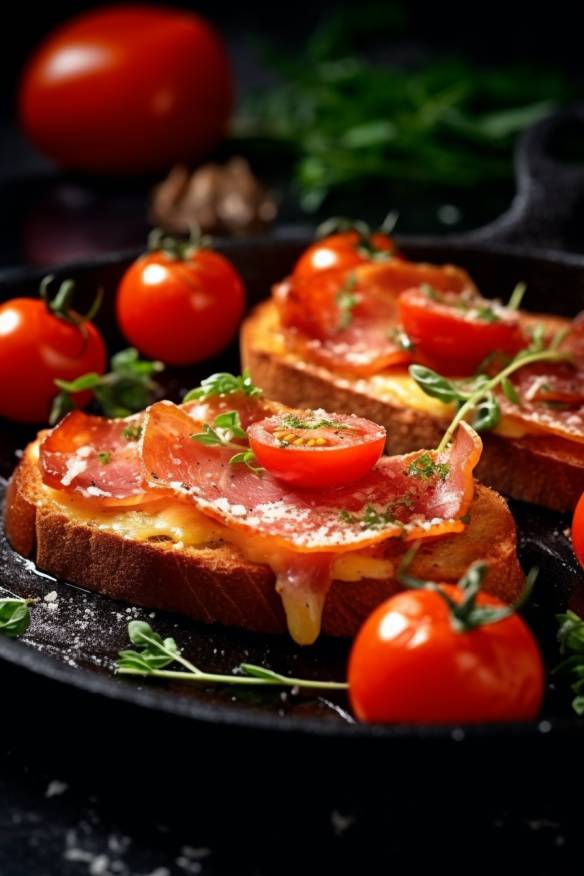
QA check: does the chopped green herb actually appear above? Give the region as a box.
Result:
[229,450,263,474]
[123,424,143,441]
[474,306,500,323]
[98,452,111,465]
[278,414,349,431]
[336,273,358,331]
[406,452,449,481]
[191,412,264,474]
[420,283,441,301]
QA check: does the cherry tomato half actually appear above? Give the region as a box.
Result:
[399,286,525,375]
[571,493,584,570]
[0,297,106,423]
[116,243,245,366]
[292,229,397,284]
[19,5,233,173]
[247,412,386,489]
[348,584,544,725]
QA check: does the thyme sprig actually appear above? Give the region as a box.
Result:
[184,370,262,403]
[116,621,347,690]
[410,326,571,452]
[191,411,263,473]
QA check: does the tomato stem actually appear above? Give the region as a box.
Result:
[39,274,103,330]
[148,225,212,260]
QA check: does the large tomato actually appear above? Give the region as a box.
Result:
[116,234,245,365]
[0,282,106,423]
[19,5,233,173]
[348,580,544,724]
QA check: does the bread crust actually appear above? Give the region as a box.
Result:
[241,300,584,511]
[4,441,523,639]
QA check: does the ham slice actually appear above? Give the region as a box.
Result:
[141,400,481,553]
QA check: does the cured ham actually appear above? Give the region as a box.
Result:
[141,401,481,552]
[276,259,476,376]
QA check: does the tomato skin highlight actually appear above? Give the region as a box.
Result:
[0,298,106,423]
[116,249,245,366]
[571,493,584,570]
[292,231,396,284]
[247,413,386,489]
[399,287,525,374]
[348,584,544,725]
[19,5,233,173]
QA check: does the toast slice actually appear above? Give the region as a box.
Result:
[4,439,523,639]
[241,300,584,511]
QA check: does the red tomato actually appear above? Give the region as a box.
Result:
[116,244,245,365]
[292,230,397,284]
[0,297,106,423]
[247,412,386,489]
[19,5,233,173]
[348,584,544,725]
[399,286,525,374]
[571,493,584,570]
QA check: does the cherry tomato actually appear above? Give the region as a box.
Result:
[348,584,544,725]
[571,493,584,570]
[247,412,386,489]
[19,5,233,173]
[0,294,106,424]
[292,229,397,285]
[116,240,245,366]
[399,286,525,375]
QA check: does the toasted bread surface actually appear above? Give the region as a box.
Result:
[241,300,584,511]
[4,440,523,638]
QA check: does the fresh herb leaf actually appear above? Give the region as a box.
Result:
[51,348,163,424]
[229,450,264,474]
[184,370,262,402]
[213,411,247,439]
[98,452,111,465]
[408,365,465,405]
[336,273,358,331]
[554,610,584,714]
[0,598,31,638]
[406,452,449,481]
[410,331,572,451]
[116,621,347,690]
[471,391,501,431]
[191,410,247,446]
[339,509,357,524]
[501,376,520,405]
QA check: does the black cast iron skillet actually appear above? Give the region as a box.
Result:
[1,107,584,817]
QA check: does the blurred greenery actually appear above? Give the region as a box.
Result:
[232,9,577,212]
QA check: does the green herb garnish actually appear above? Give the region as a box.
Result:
[123,424,143,441]
[278,414,349,431]
[336,273,358,331]
[406,452,449,481]
[410,326,571,451]
[388,327,415,352]
[116,620,347,690]
[191,411,263,474]
[184,370,262,403]
[0,598,32,638]
[554,610,584,715]
[98,452,111,465]
[51,348,163,425]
